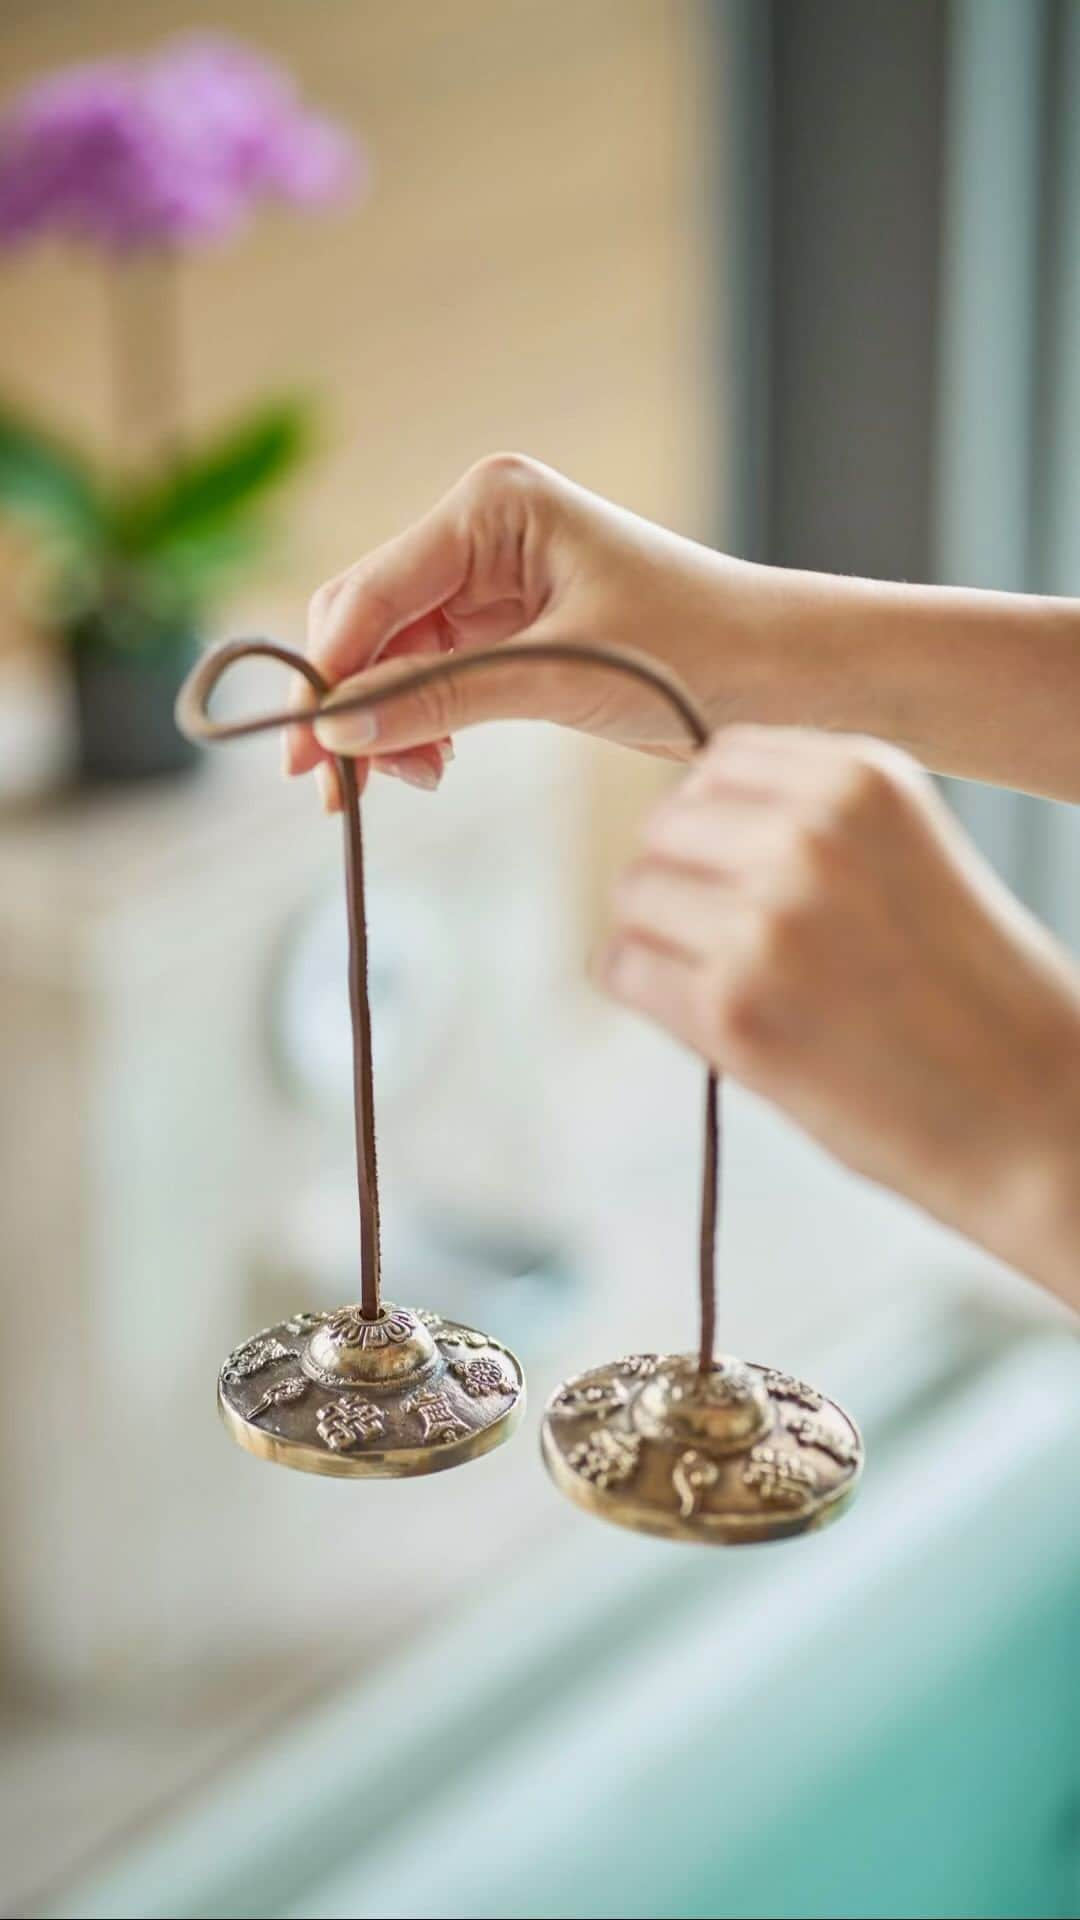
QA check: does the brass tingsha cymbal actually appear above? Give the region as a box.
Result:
[540,1352,862,1544]
[179,636,864,1535]
[219,1304,525,1480]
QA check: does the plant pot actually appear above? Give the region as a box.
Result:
[69,615,201,784]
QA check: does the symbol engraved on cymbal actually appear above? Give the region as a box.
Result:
[541,1356,861,1543]
[552,1377,628,1422]
[186,638,851,1517]
[618,1354,662,1379]
[781,1411,858,1467]
[694,1361,756,1405]
[223,1336,296,1382]
[450,1357,513,1399]
[438,1326,490,1351]
[247,1377,309,1423]
[217,1306,524,1478]
[743,1443,818,1507]
[761,1370,823,1411]
[316,1397,385,1451]
[566,1426,641,1491]
[325,1306,416,1349]
[404,1389,469,1444]
[285,1311,329,1335]
[672,1448,720,1518]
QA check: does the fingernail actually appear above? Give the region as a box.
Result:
[439,740,455,767]
[317,711,378,751]
[281,731,292,777]
[398,760,440,792]
[315,762,336,813]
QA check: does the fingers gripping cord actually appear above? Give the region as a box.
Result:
[177,638,720,1374]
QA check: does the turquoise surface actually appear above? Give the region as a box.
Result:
[685,1582,1080,1920]
[48,1332,1080,1920]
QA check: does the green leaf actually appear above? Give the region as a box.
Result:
[0,404,104,544]
[136,522,267,614]
[112,398,314,561]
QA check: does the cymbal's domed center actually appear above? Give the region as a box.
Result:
[302,1303,437,1388]
[634,1354,772,1453]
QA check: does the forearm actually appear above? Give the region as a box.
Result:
[300,459,1080,802]
[988,1144,1080,1315]
[716,561,1080,802]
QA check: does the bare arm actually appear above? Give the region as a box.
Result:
[299,455,1080,806]
[297,456,1080,1316]
[732,565,1080,801]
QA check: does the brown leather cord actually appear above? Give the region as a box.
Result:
[177,637,720,1371]
[179,639,383,1318]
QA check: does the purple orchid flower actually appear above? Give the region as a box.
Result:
[0,34,361,250]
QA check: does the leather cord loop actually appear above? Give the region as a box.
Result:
[177,637,719,1370]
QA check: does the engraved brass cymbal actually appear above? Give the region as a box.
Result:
[182,638,866,1544]
[541,1352,861,1544]
[219,1303,525,1480]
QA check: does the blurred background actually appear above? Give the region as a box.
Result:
[0,3,1078,1917]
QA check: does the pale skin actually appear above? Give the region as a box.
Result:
[286,454,1080,1314]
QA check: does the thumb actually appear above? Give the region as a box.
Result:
[314,627,578,757]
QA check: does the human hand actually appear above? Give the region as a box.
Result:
[292,452,1080,810]
[600,726,1080,1309]
[289,453,757,807]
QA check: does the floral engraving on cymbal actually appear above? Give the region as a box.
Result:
[617,1354,662,1379]
[566,1426,641,1491]
[781,1411,858,1466]
[761,1369,824,1412]
[743,1443,819,1507]
[324,1306,416,1349]
[552,1376,628,1422]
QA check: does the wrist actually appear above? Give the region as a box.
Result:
[700,558,870,735]
[959,1018,1080,1313]
[988,1130,1080,1312]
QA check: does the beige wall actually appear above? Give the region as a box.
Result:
[0,0,723,883]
